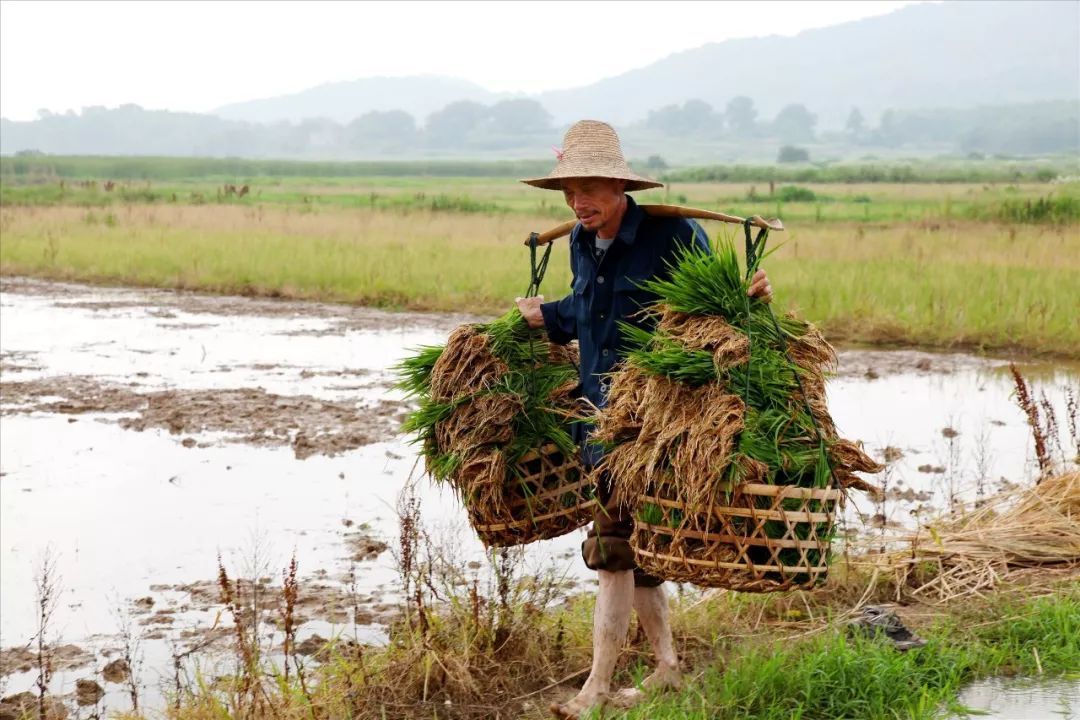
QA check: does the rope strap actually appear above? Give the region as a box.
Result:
[525,231,554,299]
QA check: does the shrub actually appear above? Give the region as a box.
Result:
[777,146,810,164]
[776,185,818,202]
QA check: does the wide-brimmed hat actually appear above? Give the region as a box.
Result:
[521,120,663,192]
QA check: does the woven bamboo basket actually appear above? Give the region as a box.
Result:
[631,479,843,592]
[469,443,596,547]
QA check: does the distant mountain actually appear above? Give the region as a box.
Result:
[204,2,1077,131]
[213,75,504,125]
[3,1,1077,160]
[537,0,1079,128]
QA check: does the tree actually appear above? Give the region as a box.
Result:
[345,110,417,151]
[772,104,817,143]
[777,145,810,163]
[644,155,668,170]
[875,109,901,147]
[845,107,865,139]
[485,99,552,135]
[425,101,489,147]
[283,118,341,154]
[645,99,721,136]
[646,104,683,134]
[725,96,758,136]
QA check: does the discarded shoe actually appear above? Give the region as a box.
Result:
[846,605,928,651]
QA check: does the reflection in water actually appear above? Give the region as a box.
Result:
[953,676,1080,719]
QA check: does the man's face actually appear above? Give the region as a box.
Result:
[561,177,626,233]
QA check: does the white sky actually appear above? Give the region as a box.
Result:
[1,0,923,121]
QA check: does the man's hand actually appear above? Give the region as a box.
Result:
[747,269,773,303]
[515,295,546,329]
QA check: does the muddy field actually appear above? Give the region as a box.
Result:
[1,278,1076,714]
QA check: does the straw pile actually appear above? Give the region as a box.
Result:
[879,471,1080,602]
[592,238,882,589]
[397,310,594,545]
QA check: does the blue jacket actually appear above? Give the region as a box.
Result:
[540,195,709,465]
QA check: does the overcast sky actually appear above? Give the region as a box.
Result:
[1,0,922,121]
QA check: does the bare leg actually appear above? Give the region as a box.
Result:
[611,584,682,708]
[550,569,634,719]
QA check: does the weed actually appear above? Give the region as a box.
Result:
[1010,364,1053,479]
[33,548,60,720]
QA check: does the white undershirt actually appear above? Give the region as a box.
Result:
[594,235,615,262]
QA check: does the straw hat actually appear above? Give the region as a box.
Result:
[521,120,663,192]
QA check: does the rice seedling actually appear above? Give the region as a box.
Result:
[397,309,595,546]
[594,235,882,590]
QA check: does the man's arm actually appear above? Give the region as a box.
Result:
[516,230,579,342]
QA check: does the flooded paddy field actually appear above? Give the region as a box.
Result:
[1,278,1077,715]
[952,676,1080,719]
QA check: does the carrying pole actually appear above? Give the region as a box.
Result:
[523,204,784,246]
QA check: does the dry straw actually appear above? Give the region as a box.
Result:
[397,310,596,546]
[876,471,1079,603]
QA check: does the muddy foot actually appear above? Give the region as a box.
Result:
[549,690,609,719]
[610,665,683,708]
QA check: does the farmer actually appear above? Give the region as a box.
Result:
[516,120,773,718]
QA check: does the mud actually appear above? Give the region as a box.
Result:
[101,658,130,684]
[0,692,67,720]
[0,350,43,376]
[74,679,104,707]
[832,349,997,379]
[0,644,94,676]
[1,376,410,459]
[1,277,482,333]
[145,566,400,642]
[346,532,390,562]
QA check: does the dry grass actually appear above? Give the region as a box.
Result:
[873,471,1080,603]
[1,204,1078,355]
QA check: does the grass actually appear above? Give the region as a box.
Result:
[152,552,1079,720]
[3,177,1079,226]
[3,155,1077,184]
[2,201,1078,357]
[614,590,1080,720]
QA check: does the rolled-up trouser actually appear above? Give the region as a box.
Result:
[581,470,664,587]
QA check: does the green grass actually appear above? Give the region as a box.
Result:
[5,155,1080,230]
[665,158,1078,184]
[0,155,556,180]
[611,591,1080,720]
[3,154,1076,184]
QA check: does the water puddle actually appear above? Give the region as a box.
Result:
[952,676,1080,718]
[1,278,1076,713]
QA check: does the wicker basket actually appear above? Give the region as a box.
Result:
[630,480,843,592]
[470,443,596,547]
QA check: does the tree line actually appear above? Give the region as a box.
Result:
[2,97,1075,158]
[642,97,1078,155]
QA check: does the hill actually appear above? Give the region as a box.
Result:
[536,0,1079,127]
[213,75,503,125]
